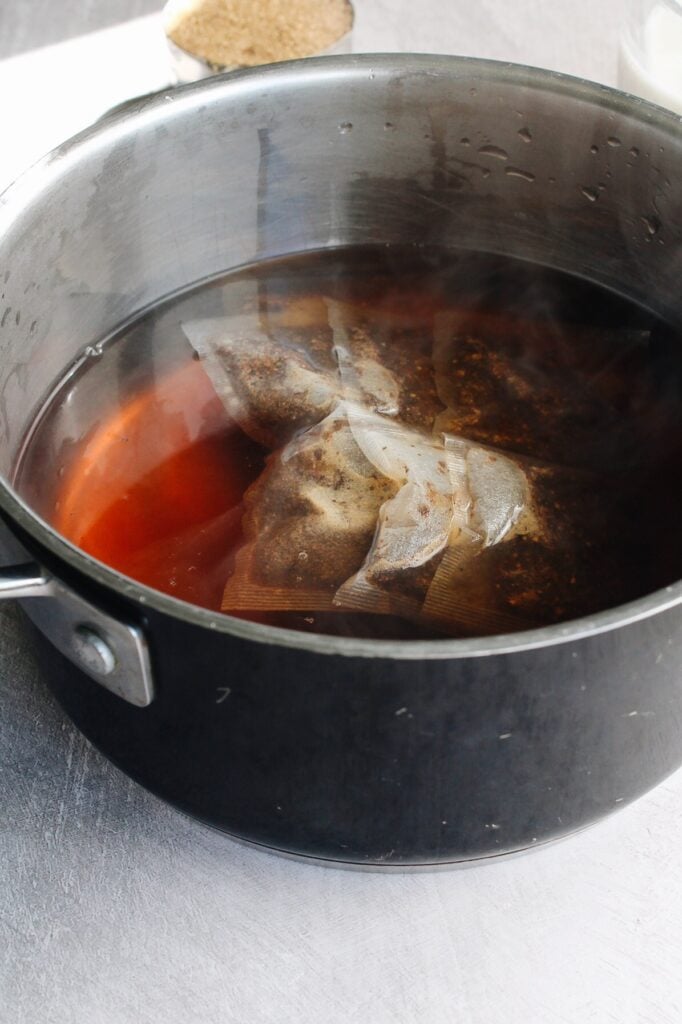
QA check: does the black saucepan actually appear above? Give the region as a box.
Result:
[0,55,681,866]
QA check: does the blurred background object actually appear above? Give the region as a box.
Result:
[0,0,158,57]
[619,0,682,114]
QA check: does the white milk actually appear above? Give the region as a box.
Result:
[619,2,682,114]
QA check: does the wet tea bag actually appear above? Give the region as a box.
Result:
[464,443,531,546]
[335,417,532,622]
[221,405,398,612]
[182,315,339,448]
[327,299,401,417]
[188,303,452,618]
[184,303,419,449]
[332,408,468,617]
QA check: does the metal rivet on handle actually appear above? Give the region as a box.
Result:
[72,625,117,677]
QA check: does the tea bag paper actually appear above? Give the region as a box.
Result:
[335,416,533,621]
[327,299,401,417]
[464,443,529,546]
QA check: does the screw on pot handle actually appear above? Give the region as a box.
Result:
[0,562,154,707]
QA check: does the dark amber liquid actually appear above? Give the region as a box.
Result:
[15,247,682,637]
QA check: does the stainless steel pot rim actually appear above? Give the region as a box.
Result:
[3,50,682,210]
[1,53,681,661]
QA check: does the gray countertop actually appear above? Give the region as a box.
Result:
[2,3,682,1023]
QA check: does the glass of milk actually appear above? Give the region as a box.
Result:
[619,0,682,114]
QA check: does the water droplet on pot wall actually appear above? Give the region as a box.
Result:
[641,215,661,236]
[478,144,508,160]
[505,167,535,182]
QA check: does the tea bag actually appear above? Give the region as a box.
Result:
[335,416,532,622]
[465,443,531,546]
[221,405,398,612]
[183,303,421,449]
[327,299,401,417]
[182,315,339,447]
[190,298,634,637]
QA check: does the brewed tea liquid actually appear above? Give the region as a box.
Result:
[15,247,682,638]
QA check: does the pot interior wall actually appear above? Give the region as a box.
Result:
[0,56,680,481]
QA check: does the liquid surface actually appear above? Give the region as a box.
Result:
[16,247,682,638]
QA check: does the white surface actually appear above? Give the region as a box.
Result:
[1,3,682,1022]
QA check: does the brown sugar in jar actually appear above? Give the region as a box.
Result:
[164,0,354,69]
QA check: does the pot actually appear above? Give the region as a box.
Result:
[0,55,681,867]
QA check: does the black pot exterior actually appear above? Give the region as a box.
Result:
[30,584,682,866]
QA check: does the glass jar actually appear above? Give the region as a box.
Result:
[619,0,682,114]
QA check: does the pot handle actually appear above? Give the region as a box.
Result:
[0,563,51,598]
[0,563,154,707]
